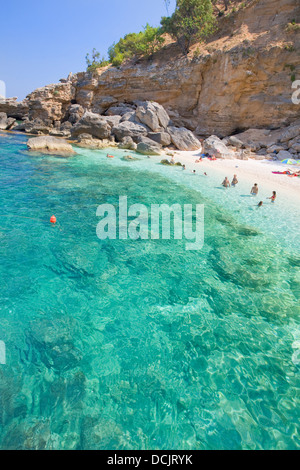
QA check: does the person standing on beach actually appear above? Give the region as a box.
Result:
[251,184,258,195]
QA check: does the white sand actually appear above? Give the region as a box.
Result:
[169,150,300,202]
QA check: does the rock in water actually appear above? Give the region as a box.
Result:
[0,112,16,130]
[27,136,75,155]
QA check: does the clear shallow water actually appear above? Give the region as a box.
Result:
[0,134,299,450]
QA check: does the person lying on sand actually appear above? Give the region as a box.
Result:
[251,184,258,195]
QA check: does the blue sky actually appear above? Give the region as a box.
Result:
[0,0,176,100]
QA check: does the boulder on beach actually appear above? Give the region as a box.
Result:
[27,136,75,154]
[136,136,162,155]
[276,150,294,160]
[203,135,235,159]
[227,135,244,149]
[167,126,201,151]
[279,125,300,143]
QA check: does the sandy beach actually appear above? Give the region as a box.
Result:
[168,150,300,202]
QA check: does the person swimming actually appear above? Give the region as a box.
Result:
[257,201,263,207]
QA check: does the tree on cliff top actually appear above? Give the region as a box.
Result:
[85,48,110,71]
[161,0,216,54]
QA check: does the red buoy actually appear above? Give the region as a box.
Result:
[50,215,57,224]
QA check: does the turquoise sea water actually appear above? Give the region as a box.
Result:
[0,133,299,450]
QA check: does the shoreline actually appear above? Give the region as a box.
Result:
[2,129,300,205]
[169,150,300,204]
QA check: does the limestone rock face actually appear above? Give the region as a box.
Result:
[1,0,299,140]
[67,104,84,124]
[234,123,300,151]
[71,112,111,139]
[26,82,75,122]
[0,98,29,119]
[27,136,75,154]
[167,126,201,151]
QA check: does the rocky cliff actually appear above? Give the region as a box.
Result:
[1,0,299,137]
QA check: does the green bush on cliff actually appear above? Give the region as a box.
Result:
[85,0,218,69]
[161,0,216,54]
[108,24,165,66]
